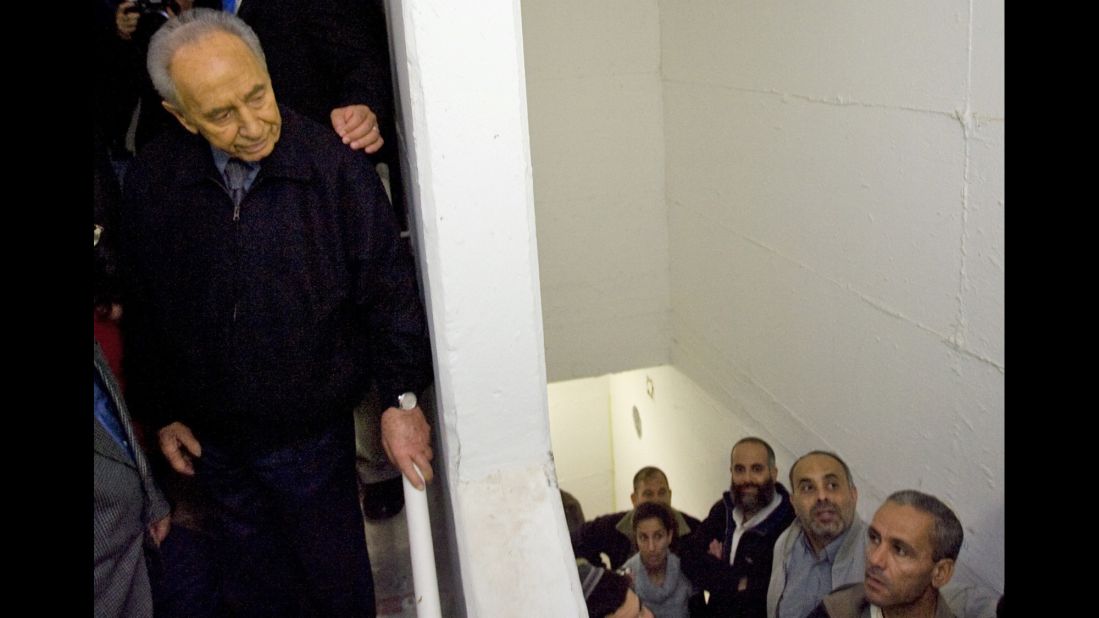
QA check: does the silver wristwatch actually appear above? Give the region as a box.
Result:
[397,391,418,410]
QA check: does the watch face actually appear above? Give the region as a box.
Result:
[399,392,417,410]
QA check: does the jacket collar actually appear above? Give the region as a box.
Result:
[165,104,317,190]
[723,481,793,537]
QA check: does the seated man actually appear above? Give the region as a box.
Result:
[680,437,795,617]
[808,490,962,618]
[574,466,702,570]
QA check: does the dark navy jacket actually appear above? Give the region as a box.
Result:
[119,106,432,454]
[681,484,795,617]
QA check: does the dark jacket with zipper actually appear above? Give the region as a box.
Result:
[119,106,431,455]
[681,484,795,617]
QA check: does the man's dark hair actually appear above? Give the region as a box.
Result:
[885,490,964,562]
[632,466,668,492]
[632,501,676,535]
[732,436,776,468]
[789,450,855,488]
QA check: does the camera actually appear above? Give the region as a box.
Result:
[123,0,178,20]
[123,0,180,47]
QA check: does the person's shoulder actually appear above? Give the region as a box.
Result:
[279,105,343,153]
[129,124,202,179]
[817,582,866,618]
[277,105,378,178]
[765,484,797,526]
[678,508,703,530]
[588,510,630,529]
[773,519,799,550]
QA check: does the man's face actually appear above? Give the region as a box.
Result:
[635,517,671,572]
[730,442,777,515]
[790,454,858,551]
[163,31,282,162]
[863,502,954,611]
[630,474,672,508]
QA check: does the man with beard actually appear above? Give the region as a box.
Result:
[767,451,863,618]
[806,491,962,618]
[681,437,795,617]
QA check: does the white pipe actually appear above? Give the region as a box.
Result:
[403,464,442,618]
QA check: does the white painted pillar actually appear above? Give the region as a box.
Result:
[383,1,587,615]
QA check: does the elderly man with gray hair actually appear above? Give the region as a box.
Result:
[119,8,433,616]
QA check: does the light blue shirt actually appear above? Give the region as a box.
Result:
[777,527,849,618]
[211,147,260,193]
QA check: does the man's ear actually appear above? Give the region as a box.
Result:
[162,100,199,135]
[930,558,955,589]
[630,492,639,508]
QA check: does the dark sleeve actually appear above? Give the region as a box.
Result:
[683,511,703,532]
[341,149,432,405]
[573,516,610,567]
[679,500,749,595]
[115,159,178,431]
[307,0,395,128]
[806,602,831,618]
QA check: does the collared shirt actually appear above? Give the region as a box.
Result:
[94,370,134,461]
[728,491,783,565]
[211,147,261,194]
[777,527,849,618]
[870,604,884,618]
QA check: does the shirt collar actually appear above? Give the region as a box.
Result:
[210,147,259,175]
[799,522,849,561]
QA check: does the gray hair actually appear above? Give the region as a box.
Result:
[147,8,268,107]
[885,490,964,562]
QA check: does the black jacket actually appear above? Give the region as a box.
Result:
[119,107,431,454]
[680,484,795,618]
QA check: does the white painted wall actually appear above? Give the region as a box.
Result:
[385,0,586,615]
[522,0,671,382]
[547,376,615,518]
[607,366,799,521]
[525,0,1003,593]
[661,0,1004,591]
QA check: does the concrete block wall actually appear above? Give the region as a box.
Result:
[522,0,671,382]
[661,0,1003,590]
[522,0,1003,592]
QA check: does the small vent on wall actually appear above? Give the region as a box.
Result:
[632,405,643,439]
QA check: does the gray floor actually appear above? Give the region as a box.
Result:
[364,503,419,618]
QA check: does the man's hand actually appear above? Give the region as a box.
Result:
[708,538,723,560]
[148,515,171,547]
[158,422,202,476]
[330,105,384,154]
[115,1,139,40]
[380,406,433,490]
